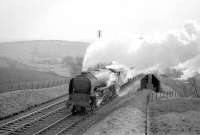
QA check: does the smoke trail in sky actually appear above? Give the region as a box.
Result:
[83,21,200,79]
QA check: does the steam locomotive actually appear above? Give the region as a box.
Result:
[66,67,128,114]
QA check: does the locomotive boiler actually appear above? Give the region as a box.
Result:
[66,68,124,114]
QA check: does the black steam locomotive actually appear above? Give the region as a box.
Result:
[66,68,128,114]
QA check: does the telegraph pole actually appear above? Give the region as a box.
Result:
[97,30,102,38]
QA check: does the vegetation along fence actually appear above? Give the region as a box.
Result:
[149,90,180,102]
[0,78,70,93]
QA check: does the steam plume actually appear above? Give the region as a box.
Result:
[83,21,200,79]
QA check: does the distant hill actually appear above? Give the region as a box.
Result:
[0,40,89,62]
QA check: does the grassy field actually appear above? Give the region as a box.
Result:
[0,54,84,93]
[0,67,69,93]
[149,98,200,135]
[0,40,86,118]
[0,85,68,119]
[160,76,197,97]
[0,67,65,84]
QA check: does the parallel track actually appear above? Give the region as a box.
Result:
[32,110,96,135]
[0,75,142,135]
[32,76,143,135]
[32,113,74,135]
[0,95,68,135]
[33,96,118,135]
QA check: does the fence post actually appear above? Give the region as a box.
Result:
[52,80,55,87]
[10,84,13,91]
[38,81,40,89]
[32,82,34,89]
[49,81,51,87]
[42,81,44,88]
[156,92,157,100]
[18,82,20,90]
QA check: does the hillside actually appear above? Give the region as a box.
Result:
[0,67,65,84]
[0,65,69,93]
[0,40,88,77]
[0,57,65,83]
[0,57,35,69]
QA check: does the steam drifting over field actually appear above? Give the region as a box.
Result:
[83,21,200,79]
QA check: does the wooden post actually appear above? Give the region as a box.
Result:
[97,30,102,38]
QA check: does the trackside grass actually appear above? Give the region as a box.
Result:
[0,85,68,119]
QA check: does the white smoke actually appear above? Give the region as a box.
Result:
[105,61,131,83]
[83,21,200,79]
[175,55,200,79]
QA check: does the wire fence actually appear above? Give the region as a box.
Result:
[120,73,145,89]
[0,78,70,93]
[149,90,180,102]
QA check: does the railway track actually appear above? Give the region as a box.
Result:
[0,94,69,135]
[32,102,111,135]
[31,97,117,135]
[0,93,121,135]
[33,91,132,135]
[32,113,78,135]
[0,77,142,135]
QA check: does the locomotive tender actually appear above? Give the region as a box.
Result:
[66,68,127,114]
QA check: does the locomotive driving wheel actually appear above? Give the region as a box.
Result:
[90,96,98,111]
[72,105,77,115]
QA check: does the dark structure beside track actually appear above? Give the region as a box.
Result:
[140,74,160,92]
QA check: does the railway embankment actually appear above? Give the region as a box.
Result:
[0,84,68,119]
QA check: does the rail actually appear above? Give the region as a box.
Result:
[0,95,68,135]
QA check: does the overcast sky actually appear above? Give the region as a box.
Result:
[0,0,200,42]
